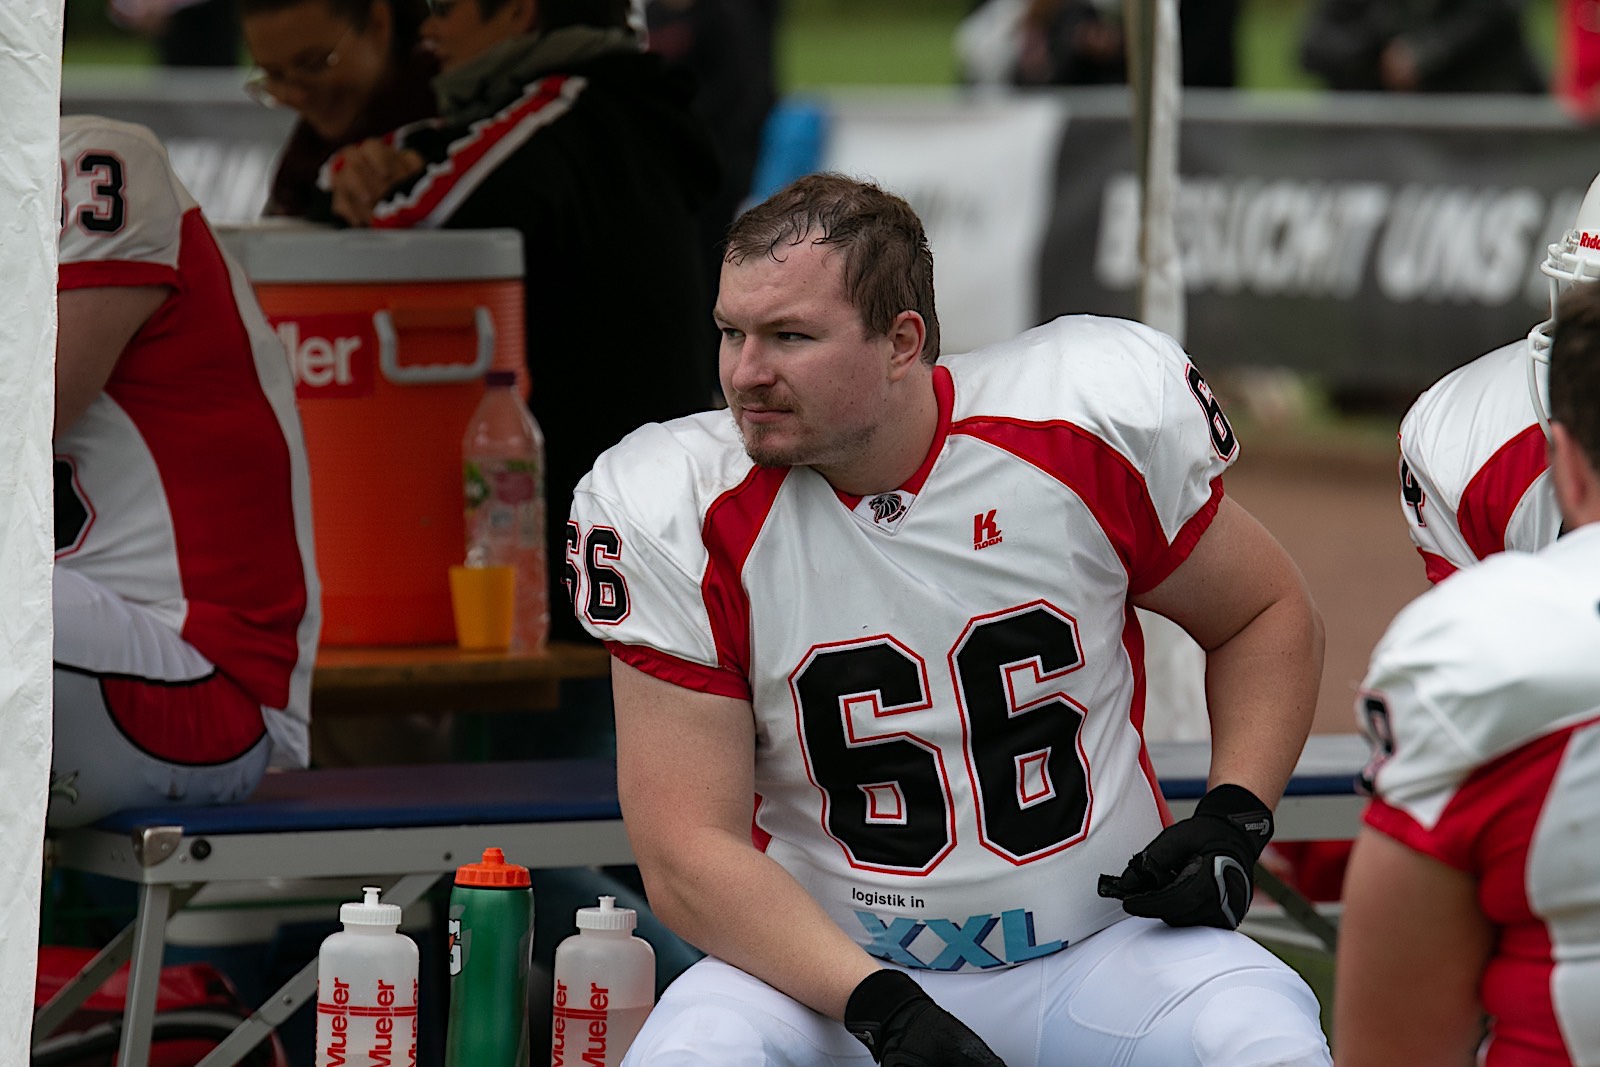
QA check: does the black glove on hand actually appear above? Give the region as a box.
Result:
[844,970,1008,1067]
[1096,783,1273,930]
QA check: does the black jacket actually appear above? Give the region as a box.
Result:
[362,38,722,643]
[1299,0,1544,93]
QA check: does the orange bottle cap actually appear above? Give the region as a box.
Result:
[454,846,531,887]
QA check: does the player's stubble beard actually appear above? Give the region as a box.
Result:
[730,398,877,473]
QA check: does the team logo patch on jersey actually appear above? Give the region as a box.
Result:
[855,491,913,532]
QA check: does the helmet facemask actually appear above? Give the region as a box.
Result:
[1531,174,1600,440]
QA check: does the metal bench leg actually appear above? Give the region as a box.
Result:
[33,884,201,1043]
[192,872,443,1067]
[115,882,176,1067]
[1253,862,1340,954]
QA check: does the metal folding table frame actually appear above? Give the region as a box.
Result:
[37,738,1367,1067]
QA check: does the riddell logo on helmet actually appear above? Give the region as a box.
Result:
[272,313,376,399]
[1581,231,1600,251]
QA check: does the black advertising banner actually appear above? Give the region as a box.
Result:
[1039,91,1600,391]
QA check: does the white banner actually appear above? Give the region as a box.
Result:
[0,0,63,1058]
[822,92,1066,356]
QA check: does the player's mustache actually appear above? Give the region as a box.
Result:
[731,388,794,412]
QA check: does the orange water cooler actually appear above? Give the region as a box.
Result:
[219,225,528,646]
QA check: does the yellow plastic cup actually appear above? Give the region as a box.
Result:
[448,565,516,651]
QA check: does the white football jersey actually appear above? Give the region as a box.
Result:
[1358,523,1600,1064]
[1398,339,1558,583]
[55,116,320,767]
[570,316,1238,971]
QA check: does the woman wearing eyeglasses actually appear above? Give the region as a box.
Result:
[240,0,438,217]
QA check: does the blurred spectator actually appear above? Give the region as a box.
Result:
[108,0,241,66]
[1015,0,1128,86]
[1298,0,1545,93]
[960,0,1240,88]
[240,0,438,217]
[317,0,720,648]
[643,0,781,361]
[1556,0,1600,119]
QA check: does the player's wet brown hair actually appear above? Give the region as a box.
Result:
[1551,281,1600,472]
[723,173,941,364]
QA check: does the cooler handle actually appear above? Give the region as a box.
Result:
[373,306,497,384]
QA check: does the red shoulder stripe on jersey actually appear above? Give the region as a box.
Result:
[1123,602,1174,824]
[1368,723,1593,1064]
[123,212,308,709]
[948,416,1220,593]
[752,793,772,852]
[701,465,788,681]
[1147,477,1224,593]
[902,366,954,496]
[1419,548,1459,585]
[604,640,750,700]
[830,367,953,508]
[1458,424,1548,562]
[1362,799,1472,872]
[371,75,579,229]
[59,259,179,292]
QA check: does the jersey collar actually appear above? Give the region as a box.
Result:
[833,364,954,512]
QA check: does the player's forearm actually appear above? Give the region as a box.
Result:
[633,826,882,1019]
[1203,590,1324,807]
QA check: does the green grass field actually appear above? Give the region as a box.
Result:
[65,0,1560,92]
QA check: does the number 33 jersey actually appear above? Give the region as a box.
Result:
[570,315,1238,970]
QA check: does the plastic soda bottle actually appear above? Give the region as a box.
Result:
[316,886,418,1067]
[462,368,548,652]
[550,896,655,1067]
[445,847,534,1067]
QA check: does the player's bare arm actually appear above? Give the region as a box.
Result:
[1334,829,1490,1066]
[56,285,170,438]
[1132,495,1324,806]
[611,658,881,1019]
[1100,496,1322,930]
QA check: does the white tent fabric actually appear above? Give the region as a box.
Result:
[0,0,64,1057]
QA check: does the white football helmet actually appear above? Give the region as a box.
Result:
[1531,172,1600,438]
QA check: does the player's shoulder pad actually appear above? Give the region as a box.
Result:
[60,115,175,175]
[575,410,754,527]
[1399,339,1534,478]
[1368,546,1600,769]
[58,114,190,266]
[945,315,1186,429]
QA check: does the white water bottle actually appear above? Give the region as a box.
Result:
[317,886,419,1067]
[550,896,655,1067]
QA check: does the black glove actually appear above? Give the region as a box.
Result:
[844,970,1008,1066]
[1097,783,1273,930]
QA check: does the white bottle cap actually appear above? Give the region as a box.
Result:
[341,885,402,927]
[576,895,636,932]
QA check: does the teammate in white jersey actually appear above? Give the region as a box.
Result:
[52,116,320,827]
[568,174,1330,1065]
[1337,280,1600,1067]
[1274,173,1600,909]
[1398,171,1600,583]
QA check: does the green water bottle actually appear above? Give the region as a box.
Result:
[445,846,533,1067]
